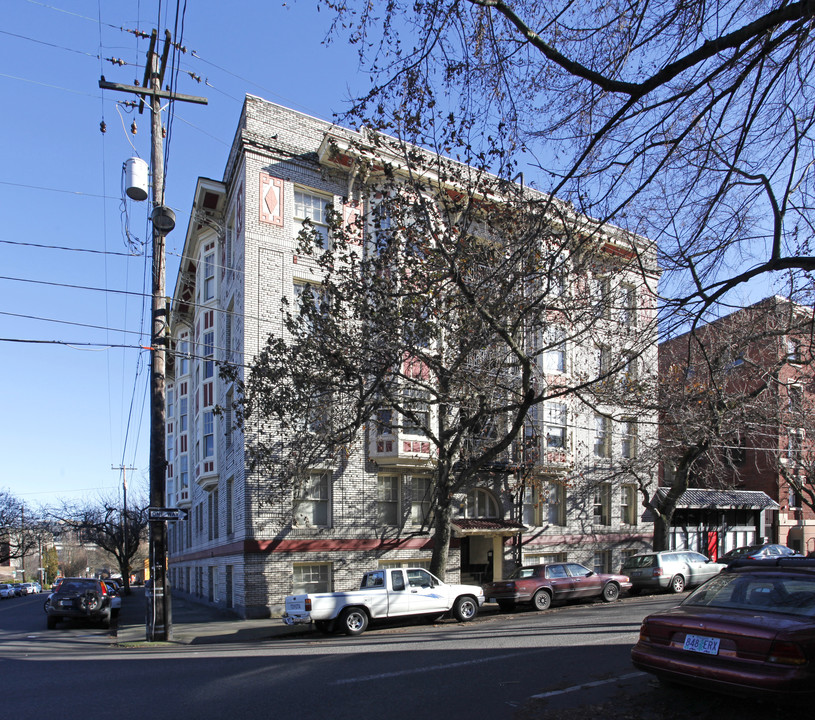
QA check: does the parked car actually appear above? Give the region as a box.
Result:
[19,582,37,595]
[631,557,815,704]
[45,577,112,629]
[483,562,632,611]
[102,580,122,616]
[11,583,24,597]
[721,543,803,561]
[622,550,725,594]
[0,583,15,599]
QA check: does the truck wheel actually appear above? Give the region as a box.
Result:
[453,595,478,622]
[339,608,368,636]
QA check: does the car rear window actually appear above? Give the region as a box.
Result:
[683,573,815,618]
[623,555,656,569]
[59,580,98,593]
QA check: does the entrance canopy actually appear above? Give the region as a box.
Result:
[655,488,779,511]
[452,518,527,537]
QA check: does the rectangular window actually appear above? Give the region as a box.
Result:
[294,470,330,527]
[593,550,612,574]
[167,389,174,419]
[621,419,637,459]
[226,477,234,535]
[178,339,190,376]
[619,284,636,327]
[789,385,803,414]
[207,493,214,541]
[594,483,611,525]
[203,411,214,459]
[213,488,219,540]
[203,330,215,379]
[402,388,430,436]
[293,563,332,594]
[378,475,400,526]
[225,565,233,609]
[544,402,567,449]
[376,407,393,436]
[294,189,331,248]
[621,352,637,389]
[621,484,638,525]
[593,277,611,318]
[411,476,432,525]
[204,252,215,301]
[547,481,567,526]
[544,328,566,374]
[179,397,188,433]
[180,455,189,491]
[594,414,611,458]
[596,345,611,380]
[787,337,802,362]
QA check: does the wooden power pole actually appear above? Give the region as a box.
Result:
[100,29,206,641]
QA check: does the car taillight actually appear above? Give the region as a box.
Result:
[652,568,663,577]
[638,622,650,642]
[305,598,312,611]
[768,640,807,666]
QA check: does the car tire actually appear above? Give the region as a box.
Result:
[669,575,686,593]
[339,607,368,636]
[601,583,620,602]
[497,600,516,612]
[453,595,478,622]
[46,615,59,629]
[532,589,551,611]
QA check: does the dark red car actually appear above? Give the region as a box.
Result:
[631,558,815,704]
[483,562,632,611]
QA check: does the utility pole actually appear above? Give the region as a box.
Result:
[100,29,206,641]
[113,465,136,589]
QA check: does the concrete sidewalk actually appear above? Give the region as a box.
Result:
[114,587,307,645]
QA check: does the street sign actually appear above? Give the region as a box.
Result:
[148,507,188,522]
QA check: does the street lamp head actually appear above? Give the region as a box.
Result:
[151,205,176,233]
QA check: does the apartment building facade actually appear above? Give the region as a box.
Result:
[660,297,815,557]
[165,97,659,618]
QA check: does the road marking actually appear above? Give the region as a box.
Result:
[529,671,646,699]
[332,648,546,685]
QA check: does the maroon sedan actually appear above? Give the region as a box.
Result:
[631,558,815,704]
[483,562,631,611]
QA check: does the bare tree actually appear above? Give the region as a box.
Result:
[0,489,40,564]
[323,0,815,319]
[228,134,658,578]
[52,495,149,593]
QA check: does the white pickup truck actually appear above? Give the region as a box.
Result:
[283,567,485,635]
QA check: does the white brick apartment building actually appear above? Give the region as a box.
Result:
[165,96,659,618]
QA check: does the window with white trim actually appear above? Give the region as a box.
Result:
[621,419,637,459]
[294,189,331,248]
[594,414,611,458]
[593,483,611,525]
[294,470,331,527]
[293,563,332,594]
[621,484,638,525]
[378,475,400,526]
[544,402,567,449]
[544,328,567,374]
[465,488,499,518]
[411,476,432,525]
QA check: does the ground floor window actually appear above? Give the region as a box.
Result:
[593,550,611,574]
[378,558,432,570]
[523,552,567,565]
[292,563,332,594]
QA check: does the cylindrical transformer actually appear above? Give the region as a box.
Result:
[125,157,149,201]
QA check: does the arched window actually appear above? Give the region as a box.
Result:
[465,488,499,518]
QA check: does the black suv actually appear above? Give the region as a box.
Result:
[45,578,112,629]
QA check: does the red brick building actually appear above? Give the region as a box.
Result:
[660,296,815,555]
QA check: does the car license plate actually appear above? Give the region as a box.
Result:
[287,601,304,612]
[683,634,720,655]
[59,600,73,607]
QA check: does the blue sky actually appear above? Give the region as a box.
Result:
[1,0,365,507]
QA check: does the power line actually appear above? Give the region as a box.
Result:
[0,238,142,257]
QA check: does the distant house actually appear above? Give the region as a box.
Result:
[659,296,815,556]
[164,97,660,618]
